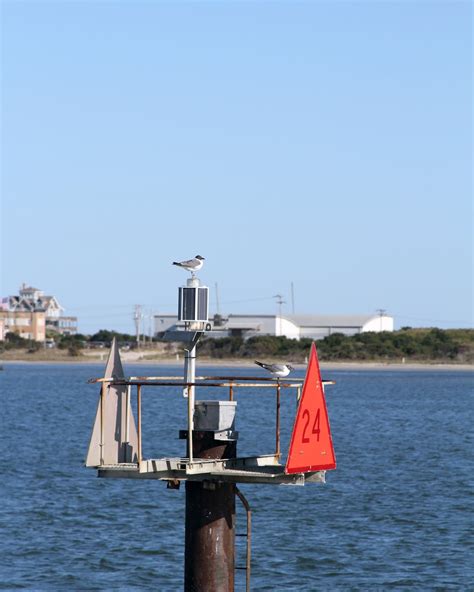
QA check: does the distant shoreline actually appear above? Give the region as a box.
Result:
[1,357,472,372]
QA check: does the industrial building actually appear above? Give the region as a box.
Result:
[154,312,394,341]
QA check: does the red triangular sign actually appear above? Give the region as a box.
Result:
[285,343,336,474]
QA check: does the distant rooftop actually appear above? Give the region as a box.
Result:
[227,313,391,326]
[282,314,387,327]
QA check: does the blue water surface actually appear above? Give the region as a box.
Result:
[1,363,473,591]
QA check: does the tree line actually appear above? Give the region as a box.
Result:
[196,328,473,363]
[1,327,472,363]
[0,329,138,356]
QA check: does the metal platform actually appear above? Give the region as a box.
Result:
[96,455,326,486]
[86,340,335,486]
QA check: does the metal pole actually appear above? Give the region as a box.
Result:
[215,282,220,315]
[184,345,196,399]
[134,304,142,347]
[376,308,386,332]
[276,381,281,458]
[137,384,142,466]
[235,487,252,592]
[184,345,197,463]
[189,345,196,401]
[125,385,131,444]
[187,384,193,463]
[99,383,105,466]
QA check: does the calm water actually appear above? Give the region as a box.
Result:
[1,363,473,591]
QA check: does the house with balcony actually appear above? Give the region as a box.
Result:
[0,308,46,342]
[0,284,78,341]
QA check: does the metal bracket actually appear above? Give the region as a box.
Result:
[162,330,204,346]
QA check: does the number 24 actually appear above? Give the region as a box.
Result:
[302,408,320,443]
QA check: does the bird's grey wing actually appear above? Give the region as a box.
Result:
[270,364,287,372]
[179,258,199,267]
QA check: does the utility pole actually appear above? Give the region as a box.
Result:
[273,294,286,336]
[376,308,387,332]
[215,282,220,316]
[148,309,153,343]
[134,305,142,346]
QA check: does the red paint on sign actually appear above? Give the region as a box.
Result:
[285,343,336,474]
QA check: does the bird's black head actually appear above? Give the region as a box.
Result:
[287,364,294,371]
[195,255,205,260]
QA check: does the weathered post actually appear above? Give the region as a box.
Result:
[183,402,238,592]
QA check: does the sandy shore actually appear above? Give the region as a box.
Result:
[1,354,472,371]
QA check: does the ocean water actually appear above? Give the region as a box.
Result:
[1,363,473,591]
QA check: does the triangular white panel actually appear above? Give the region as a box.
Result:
[85,338,139,466]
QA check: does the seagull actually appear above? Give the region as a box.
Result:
[172,255,205,277]
[254,361,294,377]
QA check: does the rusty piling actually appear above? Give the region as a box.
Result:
[184,432,237,592]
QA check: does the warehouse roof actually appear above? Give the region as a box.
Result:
[226,313,386,327]
[282,314,382,328]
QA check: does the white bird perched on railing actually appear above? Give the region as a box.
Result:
[254,361,294,377]
[172,255,205,278]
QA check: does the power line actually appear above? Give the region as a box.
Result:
[218,295,276,305]
[394,314,473,325]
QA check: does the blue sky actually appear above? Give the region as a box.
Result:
[1,1,472,334]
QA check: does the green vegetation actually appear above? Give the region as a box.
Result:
[56,333,88,349]
[56,334,88,356]
[88,329,136,344]
[0,332,42,353]
[197,328,474,364]
[0,329,136,356]
[1,327,472,364]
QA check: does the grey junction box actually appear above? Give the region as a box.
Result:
[194,401,237,440]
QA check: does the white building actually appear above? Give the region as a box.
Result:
[154,313,394,340]
[7,284,64,317]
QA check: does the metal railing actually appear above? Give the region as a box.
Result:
[89,374,334,468]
